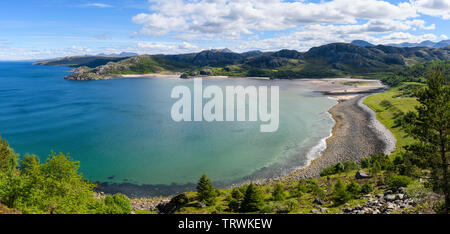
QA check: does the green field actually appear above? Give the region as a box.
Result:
[364,83,420,152]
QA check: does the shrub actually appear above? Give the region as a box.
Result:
[405,180,430,199]
[320,161,360,176]
[361,183,373,194]
[380,100,392,108]
[284,199,298,212]
[306,179,326,200]
[387,175,412,191]
[331,180,351,205]
[0,137,19,173]
[228,188,244,211]
[240,184,264,212]
[346,181,361,198]
[272,184,286,201]
[103,193,132,214]
[360,157,372,169]
[292,180,307,197]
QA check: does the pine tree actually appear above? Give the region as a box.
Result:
[240,183,263,212]
[272,184,285,201]
[228,187,243,212]
[403,69,450,213]
[196,174,216,206]
[331,179,351,205]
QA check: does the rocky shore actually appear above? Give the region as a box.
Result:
[281,94,395,181]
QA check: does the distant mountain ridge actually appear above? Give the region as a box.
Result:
[39,42,449,81]
[351,39,450,48]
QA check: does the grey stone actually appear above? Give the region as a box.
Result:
[355,170,371,179]
[385,194,396,202]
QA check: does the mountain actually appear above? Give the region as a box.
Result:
[96,52,139,57]
[33,56,129,68]
[387,40,450,48]
[351,40,375,47]
[36,43,450,80]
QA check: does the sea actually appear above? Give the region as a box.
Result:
[0,62,336,186]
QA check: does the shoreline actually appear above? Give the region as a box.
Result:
[278,94,395,182]
[95,78,394,199]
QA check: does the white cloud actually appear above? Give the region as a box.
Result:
[413,0,450,19]
[133,0,418,39]
[231,29,438,52]
[83,3,113,8]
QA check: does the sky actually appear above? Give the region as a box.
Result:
[0,0,449,60]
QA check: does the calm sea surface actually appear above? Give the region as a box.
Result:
[0,62,336,185]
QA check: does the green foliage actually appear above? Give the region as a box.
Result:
[406,180,431,199]
[272,184,286,201]
[401,68,450,211]
[240,184,264,212]
[382,61,449,87]
[228,188,244,212]
[331,180,351,205]
[380,100,393,108]
[360,157,372,169]
[101,194,132,214]
[361,183,374,194]
[387,175,412,191]
[320,161,359,176]
[0,136,19,173]
[292,180,307,197]
[0,137,132,214]
[305,179,326,200]
[196,174,217,206]
[346,181,362,198]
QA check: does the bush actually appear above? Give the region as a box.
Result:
[240,184,264,212]
[361,183,374,194]
[331,180,351,205]
[103,193,132,214]
[405,180,430,199]
[387,175,412,191]
[292,181,307,197]
[320,161,360,176]
[228,188,244,211]
[284,199,298,212]
[306,179,326,200]
[0,136,18,173]
[380,100,392,108]
[360,157,372,168]
[346,181,361,198]
[272,184,286,201]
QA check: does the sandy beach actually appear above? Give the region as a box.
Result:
[97,77,395,199]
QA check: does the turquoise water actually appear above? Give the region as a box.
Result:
[0,62,336,185]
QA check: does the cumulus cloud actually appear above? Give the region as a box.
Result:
[133,0,418,39]
[232,29,438,52]
[413,0,450,19]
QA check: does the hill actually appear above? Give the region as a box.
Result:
[35,43,450,80]
[33,56,131,68]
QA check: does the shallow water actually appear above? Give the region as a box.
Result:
[0,62,336,185]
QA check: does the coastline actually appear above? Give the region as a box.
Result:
[279,94,395,182]
[96,78,395,201]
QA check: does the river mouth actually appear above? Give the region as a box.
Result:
[1,62,340,196]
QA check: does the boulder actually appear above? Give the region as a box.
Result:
[397,187,406,194]
[355,170,371,179]
[384,194,396,202]
[313,197,324,205]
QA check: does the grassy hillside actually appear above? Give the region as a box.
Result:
[364,83,421,152]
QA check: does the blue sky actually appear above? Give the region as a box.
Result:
[0,0,449,60]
